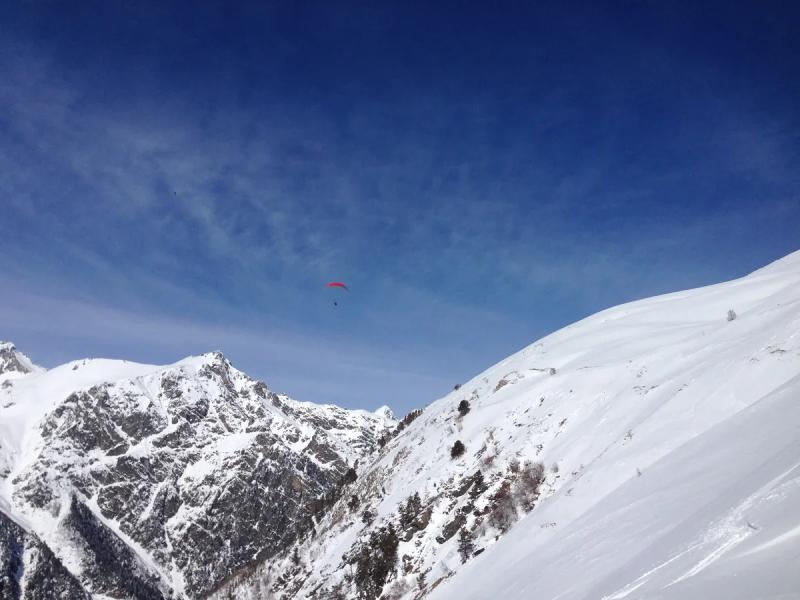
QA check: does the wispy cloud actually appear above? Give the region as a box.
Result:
[0,286,454,409]
[1,14,798,413]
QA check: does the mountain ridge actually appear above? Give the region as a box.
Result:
[0,347,395,597]
[214,249,800,600]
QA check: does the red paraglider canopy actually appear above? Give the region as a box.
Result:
[326,282,349,291]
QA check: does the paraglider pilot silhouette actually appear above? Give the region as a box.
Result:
[327,282,348,306]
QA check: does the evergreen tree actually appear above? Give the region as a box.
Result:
[409,492,422,516]
[457,527,475,563]
[399,492,423,529]
[417,571,427,590]
[457,399,471,417]
[450,440,466,459]
[398,500,409,529]
[352,524,399,599]
[344,467,358,484]
[374,523,399,586]
[354,546,377,599]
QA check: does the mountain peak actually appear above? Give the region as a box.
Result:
[0,341,42,378]
[183,349,231,369]
[200,350,226,363]
[373,405,396,422]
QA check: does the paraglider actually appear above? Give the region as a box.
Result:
[327,281,348,306]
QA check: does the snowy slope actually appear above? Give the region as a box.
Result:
[434,375,800,600]
[217,250,800,599]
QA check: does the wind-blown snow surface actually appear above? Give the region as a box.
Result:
[218,251,800,599]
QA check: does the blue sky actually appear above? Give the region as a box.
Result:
[1,1,798,413]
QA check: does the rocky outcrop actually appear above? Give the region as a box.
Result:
[0,343,38,378]
[0,509,89,599]
[61,497,167,599]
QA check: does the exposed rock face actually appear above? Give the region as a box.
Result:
[61,497,167,599]
[0,342,38,378]
[0,509,89,599]
[2,350,394,598]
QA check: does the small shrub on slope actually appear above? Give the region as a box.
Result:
[450,440,466,459]
[515,460,545,511]
[457,399,471,417]
[487,480,517,532]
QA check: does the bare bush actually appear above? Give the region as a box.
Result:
[487,481,517,532]
[382,578,413,600]
[514,460,544,511]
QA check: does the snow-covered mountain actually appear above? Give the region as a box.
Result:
[215,251,800,600]
[0,347,395,598]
